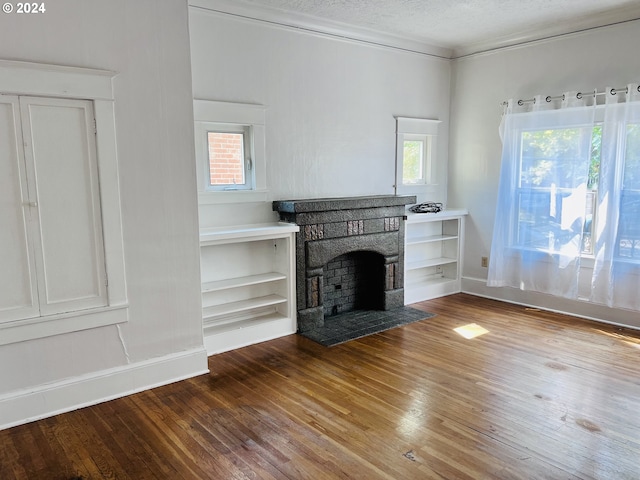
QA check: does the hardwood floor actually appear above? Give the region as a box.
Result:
[2,293,640,479]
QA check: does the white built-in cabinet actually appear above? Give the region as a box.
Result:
[199,223,299,355]
[0,60,128,346]
[0,95,107,323]
[404,210,468,304]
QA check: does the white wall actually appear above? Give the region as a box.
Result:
[449,20,640,328]
[0,0,207,428]
[189,7,452,228]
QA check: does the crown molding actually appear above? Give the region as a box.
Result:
[453,7,640,58]
[189,0,452,59]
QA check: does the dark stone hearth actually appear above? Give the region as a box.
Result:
[300,306,435,347]
[273,195,416,333]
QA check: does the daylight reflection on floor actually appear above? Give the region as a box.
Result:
[454,323,489,339]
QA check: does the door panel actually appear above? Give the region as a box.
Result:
[0,96,39,322]
[20,97,107,315]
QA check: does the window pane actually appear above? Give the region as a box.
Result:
[582,190,596,254]
[517,190,553,249]
[517,126,596,254]
[617,191,640,258]
[588,125,601,190]
[617,124,640,258]
[520,128,592,189]
[623,124,640,190]
[403,140,424,184]
[207,132,245,186]
[582,127,601,254]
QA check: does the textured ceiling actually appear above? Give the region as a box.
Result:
[234,0,640,56]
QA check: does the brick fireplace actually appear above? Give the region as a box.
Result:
[273,195,416,333]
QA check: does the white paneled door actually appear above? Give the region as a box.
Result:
[0,95,107,323]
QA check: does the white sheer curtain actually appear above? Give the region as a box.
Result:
[489,84,640,311]
[488,93,596,299]
[591,84,640,309]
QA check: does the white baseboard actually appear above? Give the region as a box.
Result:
[0,346,209,430]
[462,276,640,331]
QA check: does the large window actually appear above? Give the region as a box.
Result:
[489,87,640,310]
[516,125,601,255]
[515,118,640,261]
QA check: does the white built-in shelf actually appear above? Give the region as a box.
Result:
[203,294,288,321]
[200,222,299,245]
[406,257,458,271]
[406,234,458,245]
[404,209,467,304]
[199,222,299,355]
[203,312,287,335]
[202,272,287,293]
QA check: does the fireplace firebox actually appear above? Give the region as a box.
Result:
[273,195,416,332]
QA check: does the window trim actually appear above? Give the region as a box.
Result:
[194,99,267,204]
[394,116,440,196]
[0,59,128,346]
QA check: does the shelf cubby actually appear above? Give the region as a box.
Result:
[404,210,467,304]
[199,223,299,355]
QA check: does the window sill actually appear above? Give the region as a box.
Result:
[504,246,624,270]
[198,189,268,205]
[501,246,589,265]
[610,256,640,268]
[0,304,129,346]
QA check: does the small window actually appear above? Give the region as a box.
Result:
[395,117,440,196]
[206,125,252,190]
[402,134,431,185]
[194,100,267,203]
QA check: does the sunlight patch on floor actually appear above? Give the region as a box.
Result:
[454,323,489,339]
[595,328,640,350]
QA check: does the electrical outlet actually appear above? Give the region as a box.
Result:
[481,256,488,268]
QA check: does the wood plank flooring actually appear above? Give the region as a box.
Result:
[2,293,640,479]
